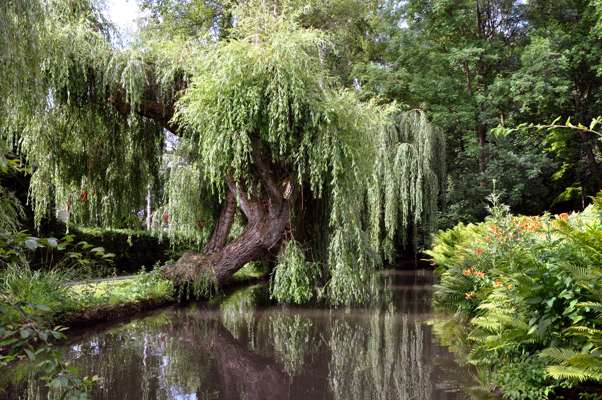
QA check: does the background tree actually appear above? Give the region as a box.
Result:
[357,0,602,224]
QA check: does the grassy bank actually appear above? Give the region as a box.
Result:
[0,263,175,398]
[1,266,174,323]
[0,256,272,399]
[428,193,602,400]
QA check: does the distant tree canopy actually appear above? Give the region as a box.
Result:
[356,0,602,221]
[0,0,445,305]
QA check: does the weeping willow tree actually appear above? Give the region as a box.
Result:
[2,0,445,305]
[370,110,446,262]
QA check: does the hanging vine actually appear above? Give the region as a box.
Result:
[370,110,446,262]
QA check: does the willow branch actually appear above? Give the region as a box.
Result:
[106,71,187,135]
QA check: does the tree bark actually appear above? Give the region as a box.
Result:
[203,189,237,254]
[163,149,294,289]
[107,74,185,135]
[106,79,294,290]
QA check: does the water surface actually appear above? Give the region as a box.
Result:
[8,270,477,400]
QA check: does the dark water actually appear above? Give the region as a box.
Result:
[7,270,479,400]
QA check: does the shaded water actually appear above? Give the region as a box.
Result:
[6,270,478,400]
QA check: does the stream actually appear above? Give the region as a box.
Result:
[4,270,482,400]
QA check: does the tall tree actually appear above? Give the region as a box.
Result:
[358,0,602,222]
[2,0,445,304]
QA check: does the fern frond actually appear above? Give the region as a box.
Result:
[546,365,602,382]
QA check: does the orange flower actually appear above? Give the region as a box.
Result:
[475,248,485,256]
[556,213,569,222]
[463,267,486,279]
[516,216,542,232]
[494,280,502,288]
[464,291,476,300]
[507,284,513,290]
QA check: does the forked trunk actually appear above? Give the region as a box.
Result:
[163,149,294,289]
[202,189,237,254]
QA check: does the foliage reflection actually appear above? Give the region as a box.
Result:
[7,273,474,400]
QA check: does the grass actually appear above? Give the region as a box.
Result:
[0,265,175,329]
[231,261,268,282]
[2,258,265,330]
[2,259,266,330]
[68,274,174,309]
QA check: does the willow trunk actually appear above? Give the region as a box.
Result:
[163,158,294,287]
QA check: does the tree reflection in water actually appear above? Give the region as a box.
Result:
[6,271,475,400]
[328,309,430,400]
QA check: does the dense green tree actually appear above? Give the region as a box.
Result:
[1,0,445,304]
[357,0,602,223]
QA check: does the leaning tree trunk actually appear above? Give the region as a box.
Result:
[163,149,294,288]
[107,81,295,289]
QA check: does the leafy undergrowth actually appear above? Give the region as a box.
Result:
[1,262,174,399]
[428,192,602,400]
[70,225,191,275]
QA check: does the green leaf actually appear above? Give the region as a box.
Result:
[20,328,32,339]
[24,238,39,250]
[0,337,20,347]
[24,348,36,360]
[34,304,51,312]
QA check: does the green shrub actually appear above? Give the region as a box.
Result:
[429,192,602,399]
[490,355,559,400]
[70,226,178,275]
[0,264,99,398]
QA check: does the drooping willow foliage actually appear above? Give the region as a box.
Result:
[370,110,446,262]
[0,0,44,116]
[173,14,393,304]
[151,136,219,245]
[1,0,169,229]
[2,0,446,305]
[271,240,321,304]
[174,19,385,195]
